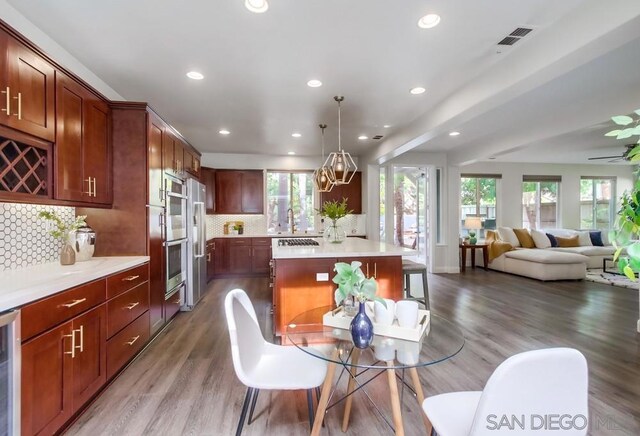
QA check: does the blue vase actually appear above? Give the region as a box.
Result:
[350,302,374,349]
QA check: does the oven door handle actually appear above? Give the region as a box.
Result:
[166,191,187,200]
[164,238,188,247]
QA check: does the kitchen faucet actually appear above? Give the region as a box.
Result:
[287,208,295,234]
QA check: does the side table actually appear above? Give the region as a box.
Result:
[459,243,489,273]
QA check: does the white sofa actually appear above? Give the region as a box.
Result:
[487,227,615,281]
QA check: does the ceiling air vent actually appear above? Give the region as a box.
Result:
[372,135,384,140]
[497,26,534,47]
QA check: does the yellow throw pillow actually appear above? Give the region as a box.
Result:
[513,228,535,248]
[556,235,580,247]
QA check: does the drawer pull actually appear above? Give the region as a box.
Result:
[64,332,76,358]
[75,325,84,353]
[126,335,140,346]
[125,302,140,310]
[122,275,140,282]
[61,298,87,308]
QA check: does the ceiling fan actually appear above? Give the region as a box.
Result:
[588,144,636,162]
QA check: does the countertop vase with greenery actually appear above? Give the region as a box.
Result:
[318,198,351,244]
[38,211,87,266]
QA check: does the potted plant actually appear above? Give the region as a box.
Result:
[607,109,640,280]
[317,198,352,243]
[38,211,87,265]
[333,261,386,348]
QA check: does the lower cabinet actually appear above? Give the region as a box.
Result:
[212,237,271,278]
[206,239,215,281]
[106,311,150,379]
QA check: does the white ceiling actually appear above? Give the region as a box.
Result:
[7,0,592,158]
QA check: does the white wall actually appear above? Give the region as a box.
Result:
[0,0,123,100]
[200,152,348,171]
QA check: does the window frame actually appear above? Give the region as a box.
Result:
[580,176,616,230]
[460,174,500,236]
[265,170,315,233]
[521,176,561,230]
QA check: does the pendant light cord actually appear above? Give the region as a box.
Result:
[338,99,342,152]
[320,124,327,160]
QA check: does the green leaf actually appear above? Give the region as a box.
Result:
[623,264,636,281]
[634,109,640,116]
[604,129,621,137]
[335,288,348,306]
[628,242,640,259]
[617,128,635,139]
[613,246,623,261]
[627,146,640,157]
[372,296,387,307]
[628,256,640,271]
[612,115,634,126]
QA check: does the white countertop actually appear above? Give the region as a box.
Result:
[272,237,415,259]
[0,256,149,312]
[208,232,366,240]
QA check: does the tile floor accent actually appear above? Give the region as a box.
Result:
[0,203,76,271]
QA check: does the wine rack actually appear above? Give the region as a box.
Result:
[0,135,51,198]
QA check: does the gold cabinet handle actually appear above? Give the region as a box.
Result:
[206,253,211,262]
[61,298,87,308]
[1,87,10,116]
[64,331,76,358]
[126,335,140,346]
[366,262,369,278]
[125,302,140,310]
[84,178,92,196]
[13,92,21,120]
[75,325,84,353]
[92,177,96,197]
[122,275,140,282]
[374,262,377,279]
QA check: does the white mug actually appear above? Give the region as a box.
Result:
[396,300,419,328]
[374,299,395,326]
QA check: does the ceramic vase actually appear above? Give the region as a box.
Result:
[350,302,374,349]
[324,219,347,244]
[60,236,76,266]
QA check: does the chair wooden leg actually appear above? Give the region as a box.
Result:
[307,389,315,431]
[247,389,260,425]
[311,349,339,436]
[386,361,404,436]
[341,348,361,432]
[409,367,432,435]
[236,387,253,436]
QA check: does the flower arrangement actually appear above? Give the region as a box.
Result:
[38,211,87,241]
[317,198,352,221]
[333,261,385,306]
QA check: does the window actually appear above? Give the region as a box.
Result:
[522,176,560,229]
[266,171,315,233]
[460,174,499,237]
[580,177,615,229]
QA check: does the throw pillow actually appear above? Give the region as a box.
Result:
[530,229,551,249]
[546,233,559,247]
[589,231,604,247]
[577,231,593,246]
[497,227,520,247]
[556,235,580,247]
[513,228,535,248]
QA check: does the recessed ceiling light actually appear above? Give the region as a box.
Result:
[291,133,302,138]
[186,71,204,80]
[418,14,441,29]
[288,151,296,155]
[383,125,391,129]
[449,131,461,136]
[358,135,368,140]
[245,0,268,13]
[307,79,322,88]
[410,87,426,95]
[219,129,230,135]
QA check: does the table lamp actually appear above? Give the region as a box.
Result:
[464,216,483,245]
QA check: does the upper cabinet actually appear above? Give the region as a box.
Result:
[55,73,111,205]
[214,170,264,214]
[202,167,216,214]
[0,29,56,142]
[319,171,362,214]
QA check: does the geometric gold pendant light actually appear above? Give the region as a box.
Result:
[313,123,333,192]
[324,96,357,185]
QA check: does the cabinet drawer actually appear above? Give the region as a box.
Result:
[107,311,150,379]
[106,263,149,299]
[22,279,106,341]
[165,287,182,322]
[252,237,271,246]
[229,238,250,246]
[107,282,150,338]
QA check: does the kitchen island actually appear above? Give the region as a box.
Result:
[271,237,414,336]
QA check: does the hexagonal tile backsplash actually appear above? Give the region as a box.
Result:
[0,203,76,271]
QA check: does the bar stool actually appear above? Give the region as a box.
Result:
[402,259,430,310]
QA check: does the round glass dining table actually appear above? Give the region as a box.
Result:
[285,306,465,436]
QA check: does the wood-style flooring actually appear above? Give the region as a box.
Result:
[66,270,640,435]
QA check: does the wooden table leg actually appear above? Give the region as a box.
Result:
[460,246,466,273]
[483,246,489,271]
[311,349,339,436]
[471,247,476,269]
[386,361,405,436]
[409,367,432,435]
[341,348,361,432]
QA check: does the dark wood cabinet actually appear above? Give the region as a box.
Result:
[147,114,165,208]
[162,129,175,175]
[148,205,165,335]
[213,238,230,275]
[320,171,362,214]
[55,73,111,205]
[214,170,264,214]
[206,239,216,281]
[251,238,271,274]
[202,167,216,214]
[229,240,252,274]
[184,148,200,178]
[71,305,107,409]
[174,138,184,175]
[0,29,56,141]
[211,237,272,278]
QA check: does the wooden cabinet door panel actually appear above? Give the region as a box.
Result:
[369,256,402,300]
[202,167,216,214]
[215,170,242,213]
[213,239,230,274]
[251,245,271,274]
[83,98,110,204]
[320,171,361,214]
[106,311,150,380]
[5,35,55,141]
[148,206,165,335]
[55,75,86,201]
[72,304,107,410]
[230,245,252,274]
[241,170,264,213]
[162,130,175,174]
[148,115,165,207]
[107,282,149,338]
[174,138,185,175]
[21,322,73,436]
[206,241,215,281]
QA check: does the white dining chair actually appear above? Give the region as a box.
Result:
[224,289,328,435]
[422,348,589,436]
